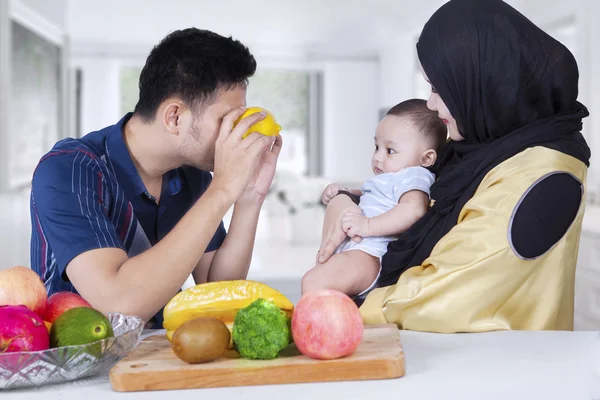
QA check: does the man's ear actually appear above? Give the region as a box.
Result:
[420,149,437,167]
[162,101,185,135]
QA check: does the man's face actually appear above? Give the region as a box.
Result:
[179,85,247,170]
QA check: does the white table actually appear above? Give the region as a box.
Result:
[7,329,600,400]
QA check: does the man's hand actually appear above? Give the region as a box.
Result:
[239,133,283,205]
[212,108,275,203]
[322,183,346,206]
[341,212,369,239]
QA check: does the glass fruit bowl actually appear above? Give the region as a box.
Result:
[0,312,144,390]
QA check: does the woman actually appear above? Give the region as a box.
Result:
[317,0,591,332]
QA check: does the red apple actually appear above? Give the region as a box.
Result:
[292,289,364,360]
[0,305,49,352]
[0,266,47,316]
[44,292,92,324]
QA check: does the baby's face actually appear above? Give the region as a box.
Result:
[372,115,429,175]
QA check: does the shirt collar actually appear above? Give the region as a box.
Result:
[106,113,183,201]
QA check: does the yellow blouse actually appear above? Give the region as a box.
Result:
[360,146,588,332]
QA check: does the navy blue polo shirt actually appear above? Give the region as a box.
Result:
[30,113,226,327]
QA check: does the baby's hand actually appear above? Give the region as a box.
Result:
[322,183,346,206]
[341,212,369,239]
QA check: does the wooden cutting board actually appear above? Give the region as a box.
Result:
[109,324,405,392]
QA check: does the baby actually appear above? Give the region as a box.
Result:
[301,99,448,299]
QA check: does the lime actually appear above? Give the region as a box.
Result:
[49,307,114,348]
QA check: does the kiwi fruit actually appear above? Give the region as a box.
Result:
[171,317,230,364]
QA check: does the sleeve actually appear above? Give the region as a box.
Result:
[206,221,226,252]
[32,152,125,278]
[359,167,584,332]
[336,190,361,205]
[392,167,435,203]
[510,172,582,259]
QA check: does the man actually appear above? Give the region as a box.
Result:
[29,28,281,328]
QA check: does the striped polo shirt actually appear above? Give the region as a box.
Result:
[30,113,226,326]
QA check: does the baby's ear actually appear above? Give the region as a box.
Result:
[420,149,437,167]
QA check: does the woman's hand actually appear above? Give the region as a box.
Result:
[321,183,346,206]
[341,212,369,239]
[316,194,361,264]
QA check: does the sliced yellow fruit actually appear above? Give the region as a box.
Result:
[162,280,294,339]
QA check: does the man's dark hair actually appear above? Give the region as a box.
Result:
[385,99,448,152]
[134,28,257,122]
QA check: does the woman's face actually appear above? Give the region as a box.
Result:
[421,66,464,142]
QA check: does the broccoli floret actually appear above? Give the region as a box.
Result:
[232,298,291,360]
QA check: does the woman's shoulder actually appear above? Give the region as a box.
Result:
[481,146,587,188]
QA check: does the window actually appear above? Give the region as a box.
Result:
[246,69,310,175]
[9,20,62,190]
[119,65,142,116]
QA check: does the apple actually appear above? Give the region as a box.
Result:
[44,292,92,324]
[0,266,47,316]
[0,305,49,353]
[291,289,364,360]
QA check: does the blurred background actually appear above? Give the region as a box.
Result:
[0,0,599,329]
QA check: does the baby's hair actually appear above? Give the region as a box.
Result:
[384,99,447,152]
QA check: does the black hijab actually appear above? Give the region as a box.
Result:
[378,0,591,287]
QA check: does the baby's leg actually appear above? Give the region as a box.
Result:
[301,250,380,297]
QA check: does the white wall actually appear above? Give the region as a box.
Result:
[66,0,443,59]
[19,0,67,30]
[322,59,379,185]
[378,34,417,109]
